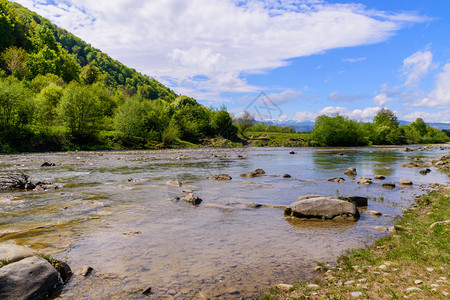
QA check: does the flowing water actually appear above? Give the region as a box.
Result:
[0,147,448,299]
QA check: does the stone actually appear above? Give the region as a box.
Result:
[289,151,296,155]
[367,210,382,216]
[297,195,325,201]
[374,175,385,180]
[208,174,232,181]
[343,196,368,207]
[0,256,62,300]
[0,172,35,190]
[0,244,37,264]
[356,178,372,185]
[184,193,202,206]
[327,177,345,183]
[406,287,422,293]
[399,179,413,186]
[388,226,396,234]
[285,197,360,221]
[344,167,357,176]
[276,283,293,291]
[419,169,431,175]
[41,162,56,167]
[414,280,423,285]
[426,268,434,272]
[379,265,387,270]
[382,182,396,189]
[351,291,363,298]
[344,280,355,286]
[307,284,320,289]
[77,265,93,277]
[375,226,388,231]
[282,174,291,178]
[240,168,265,178]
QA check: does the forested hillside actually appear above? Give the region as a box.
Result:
[0,0,236,152]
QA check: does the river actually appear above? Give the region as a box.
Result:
[0,147,448,299]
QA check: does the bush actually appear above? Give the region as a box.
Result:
[311,114,366,146]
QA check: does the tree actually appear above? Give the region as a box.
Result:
[58,83,101,137]
[80,63,102,85]
[311,114,366,146]
[236,111,254,135]
[1,46,29,78]
[0,76,33,126]
[211,107,237,139]
[371,108,403,144]
[35,85,63,126]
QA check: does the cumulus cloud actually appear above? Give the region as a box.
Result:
[12,0,426,100]
[413,63,450,108]
[402,110,450,123]
[402,50,436,86]
[266,90,305,105]
[294,106,381,122]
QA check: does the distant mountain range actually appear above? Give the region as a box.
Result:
[262,120,450,133]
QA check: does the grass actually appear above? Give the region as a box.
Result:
[244,131,311,147]
[266,185,450,299]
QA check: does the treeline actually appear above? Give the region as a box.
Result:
[0,0,237,152]
[310,108,449,146]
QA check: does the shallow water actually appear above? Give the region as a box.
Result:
[0,147,448,299]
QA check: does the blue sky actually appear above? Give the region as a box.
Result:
[12,0,450,123]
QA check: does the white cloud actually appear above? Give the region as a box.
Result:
[293,111,316,122]
[402,50,436,86]
[373,93,392,106]
[12,0,426,100]
[266,90,305,105]
[413,63,450,109]
[402,110,450,123]
[294,106,381,122]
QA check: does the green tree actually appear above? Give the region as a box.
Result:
[371,108,403,144]
[311,114,366,146]
[236,111,255,135]
[35,85,63,126]
[58,83,101,137]
[1,46,29,78]
[80,63,101,85]
[211,107,237,139]
[0,76,33,126]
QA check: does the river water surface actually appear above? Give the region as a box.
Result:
[0,147,448,299]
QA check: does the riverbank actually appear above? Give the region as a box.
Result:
[266,156,449,299]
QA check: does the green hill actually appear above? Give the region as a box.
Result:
[0,0,237,152]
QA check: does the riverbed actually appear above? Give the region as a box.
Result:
[0,147,448,299]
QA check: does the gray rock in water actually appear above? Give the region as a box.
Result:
[374,175,385,180]
[240,168,265,178]
[327,177,345,183]
[342,196,368,207]
[0,243,37,264]
[0,256,62,300]
[77,265,93,277]
[356,178,372,185]
[208,174,232,181]
[184,193,202,205]
[399,178,413,186]
[285,197,360,221]
[0,172,35,190]
[282,174,291,178]
[344,167,357,176]
[382,182,396,189]
[419,169,431,175]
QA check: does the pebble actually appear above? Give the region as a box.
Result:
[344,280,355,286]
[367,210,382,216]
[359,279,367,283]
[414,280,423,285]
[77,265,93,277]
[276,284,293,291]
[307,284,320,289]
[406,287,422,293]
[443,291,449,296]
[379,265,387,270]
[313,266,323,272]
[375,226,388,231]
[351,291,363,298]
[430,284,439,288]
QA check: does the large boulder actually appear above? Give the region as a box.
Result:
[0,173,35,190]
[0,256,62,300]
[285,196,360,221]
[0,244,37,264]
